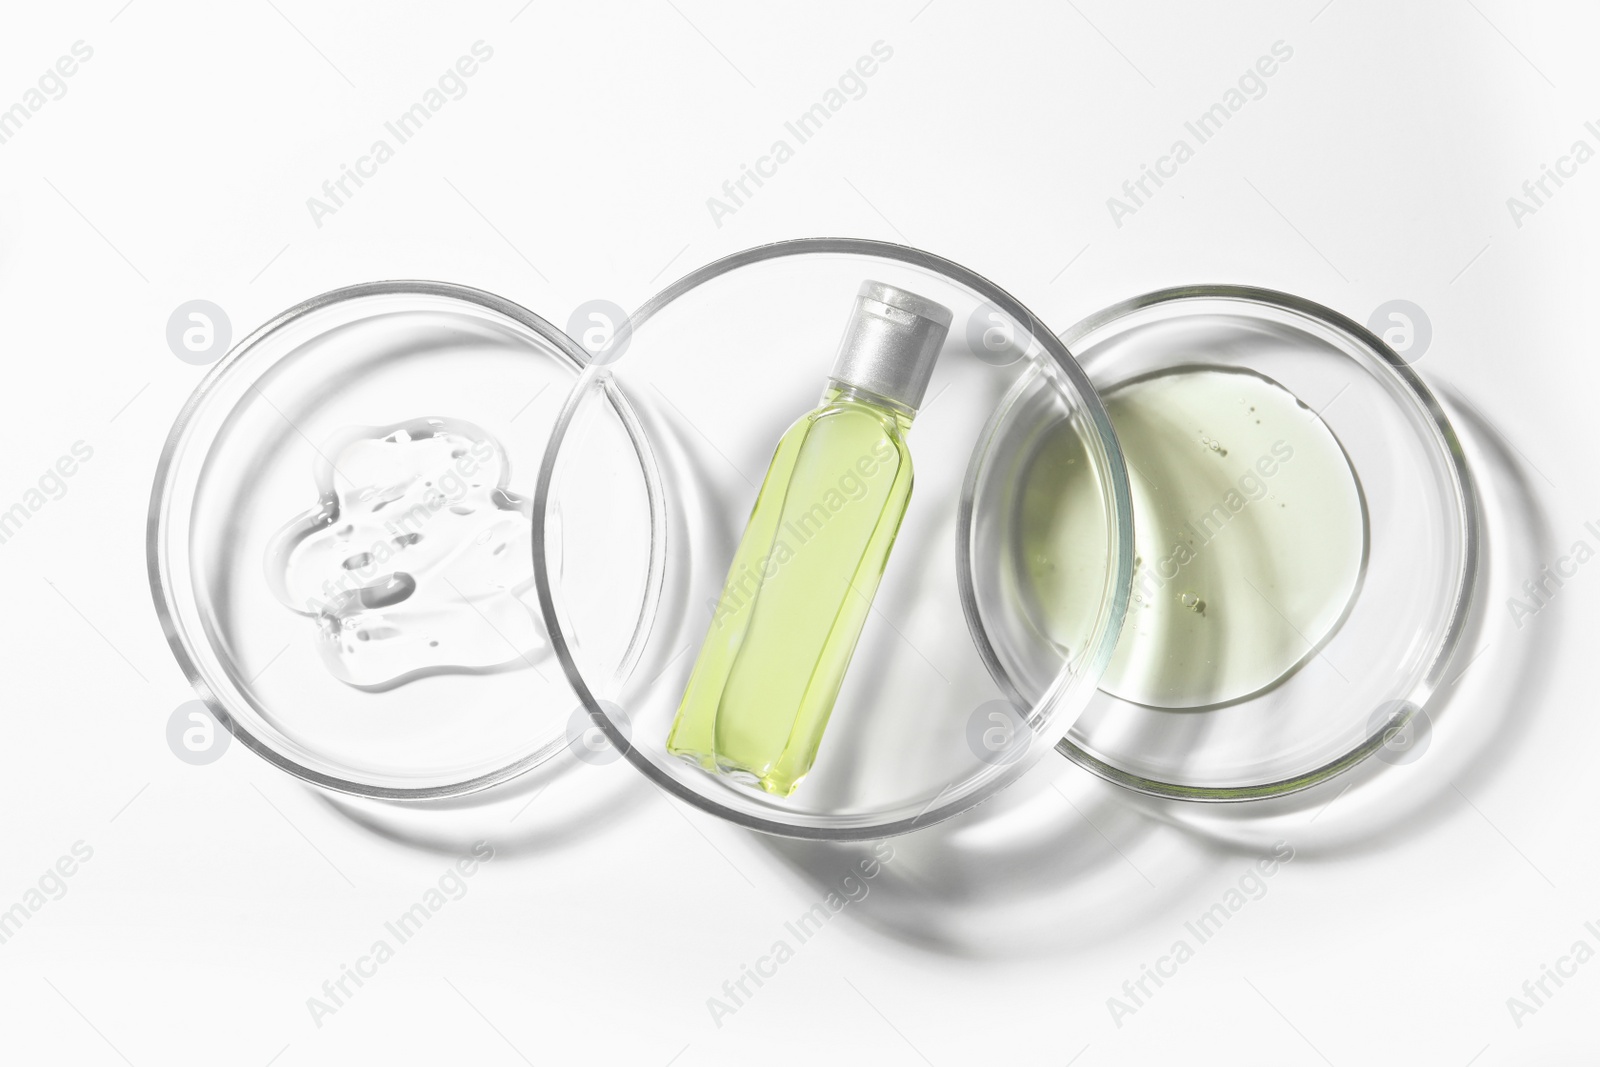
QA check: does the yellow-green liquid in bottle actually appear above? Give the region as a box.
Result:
[666,281,951,797]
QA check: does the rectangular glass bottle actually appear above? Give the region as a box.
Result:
[666,281,952,796]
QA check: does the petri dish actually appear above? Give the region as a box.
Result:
[963,285,1478,800]
[148,281,663,798]
[531,239,1134,839]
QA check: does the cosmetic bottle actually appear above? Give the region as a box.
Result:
[667,280,952,796]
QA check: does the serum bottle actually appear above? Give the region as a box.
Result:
[667,281,952,796]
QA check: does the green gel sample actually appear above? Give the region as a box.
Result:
[1022,366,1366,708]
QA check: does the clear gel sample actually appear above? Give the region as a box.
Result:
[1022,367,1367,707]
[266,416,544,690]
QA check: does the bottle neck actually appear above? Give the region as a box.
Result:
[823,379,917,425]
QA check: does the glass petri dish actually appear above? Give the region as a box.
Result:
[149,281,663,798]
[532,239,1134,839]
[963,285,1478,800]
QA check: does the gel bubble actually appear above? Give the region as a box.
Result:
[265,417,545,690]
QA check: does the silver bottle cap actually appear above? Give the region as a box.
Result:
[829,280,953,412]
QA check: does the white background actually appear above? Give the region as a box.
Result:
[3,1,1598,1063]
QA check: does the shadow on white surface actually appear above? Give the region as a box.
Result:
[1125,384,1559,857]
[311,749,650,861]
[294,378,1557,964]
[749,383,1561,956]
